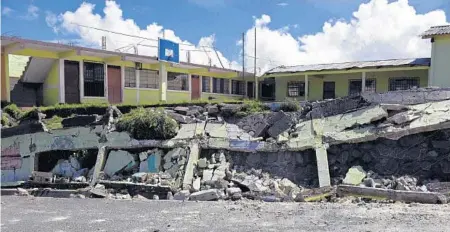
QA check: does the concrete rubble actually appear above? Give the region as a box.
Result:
[2,88,450,204]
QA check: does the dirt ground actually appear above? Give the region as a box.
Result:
[1,196,450,232]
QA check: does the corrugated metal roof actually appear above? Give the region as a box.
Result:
[421,25,450,38]
[264,58,431,75]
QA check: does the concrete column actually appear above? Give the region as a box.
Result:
[305,74,309,101]
[315,146,331,187]
[182,142,200,190]
[104,63,108,100]
[159,62,167,102]
[136,68,140,104]
[209,77,213,93]
[228,78,232,94]
[1,52,10,102]
[120,65,125,103]
[361,72,366,93]
[59,59,65,103]
[199,76,203,99]
[79,60,84,101]
[255,77,259,100]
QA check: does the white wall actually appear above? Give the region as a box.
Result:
[430,36,450,87]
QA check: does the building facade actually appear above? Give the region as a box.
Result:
[1,36,257,106]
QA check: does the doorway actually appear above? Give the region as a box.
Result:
[323,81,335,99]
[107,66,122,104]
[191,75,201,100]
[247,81,254,99]
[64,61,80,104]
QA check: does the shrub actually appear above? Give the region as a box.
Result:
[3,104,23,119]
[1,114,9,126]
[235,100,270,117]
[116,107,178,140]
[279,100,300,112]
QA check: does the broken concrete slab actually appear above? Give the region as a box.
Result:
[387,111,420,125]
[174,106,190,115]
[206,105,220,116]
[173,124,196,140]
[103,150,135,177]
[197,158,208,168]
[182,143,199,190]
[306,96,370,119]
[189,189,219,201]
[174,190,190,200]
[362,88,450,105]
[1,122,45,138]
[337,185,447,204]
[167,111,196,124]
[202,169,214,182]
[193,177,201,191]
[61,115,97,128]
[343,166,367,185]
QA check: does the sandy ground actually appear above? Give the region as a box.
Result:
[1,196,450,232]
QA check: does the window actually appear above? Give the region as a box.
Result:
[84,62,104,97]
[140,69,159,89]
[389,78,420,91]
[213,78,230,94]
[125,67,136,87]
[287,81,305,97]
[168,72,188,91]
[232,80,245,95]
[349,79,376,96]
[202,76,211,93]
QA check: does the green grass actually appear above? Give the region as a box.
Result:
[43,116,63,130]
[234,100,270,117]
[3,104,24,119]
[116,107,179,140]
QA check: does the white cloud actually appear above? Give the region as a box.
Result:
[45,11,59,33]
[52,1,239,70]
[2,7,14,16]
[21,4,39,20]
[245,0,448,74]
[277,3,289,7]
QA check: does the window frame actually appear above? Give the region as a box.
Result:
[139,69,159,89]
[83,62,105,97]
[124,67,136,88]
[388,77,420,91]
[287,81,305,97]
[202,76,211,93]
[167,72,189,91]
[212,77,230,94]
[348,78,376,96]
[231,80,245,95]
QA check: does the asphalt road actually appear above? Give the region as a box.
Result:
[2,196,450,232]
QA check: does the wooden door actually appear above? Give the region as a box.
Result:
[107,66,122,104]
[323,81,335,99]
[64,61,80,104]
[191,75,201,100]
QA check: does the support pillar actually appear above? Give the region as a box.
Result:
[136,68,140,104]
[255,77,259,100]
[79,60,84,102]
[361,71,366,93]
[1,52,10,102]
[305,74,309,101]
[188,74,192,100]
[120,65,125,103]
[159,62,167,102]
[104,63,108,101]
[182,142,200,190]
[58,59,65,103]
[315,146,331,187]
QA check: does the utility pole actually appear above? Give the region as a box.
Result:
[254,27,258,100]
[242,32,245,98]
[101,36,106,50]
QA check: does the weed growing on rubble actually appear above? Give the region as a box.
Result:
[43,116,63,130]
[1,113,9,126]
[279,100,301,112]
[235,100,270,117]
[3,104,24,119]
[116,107,178,140]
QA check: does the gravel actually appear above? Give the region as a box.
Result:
[2,196,450,232]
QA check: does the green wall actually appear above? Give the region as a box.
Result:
[274,69,429,101]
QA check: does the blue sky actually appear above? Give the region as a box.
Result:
[1,0,449,71]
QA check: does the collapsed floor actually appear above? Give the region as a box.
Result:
[2,88,450,203]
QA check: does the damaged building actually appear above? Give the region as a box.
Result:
[2,88,450,203]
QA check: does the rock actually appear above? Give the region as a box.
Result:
[103,150,136,177]
[132,172,148,182]
[90,184,107,198]
[139,152,148,162]
[218,151,226,163]
[260,195,281,202]
[231,193,242,201]
[202,169,214,182]
[197,158,208,168]
[343,166,367,185]
[133,194,149,200]
[267,116,293,138]
[387,112,420,125]
[278,178,300,195]
[211,169,226,182]
[206,105,220,116]
[193,177,201,191]
[167,111,196,124]
[189,189,219,201]
[73,176,87,182]
[174,106,190,115]
[61,115,97,128]
[153,195,160,200]
[16,188,29,196]
[167,192,174,200]
[174,190,190,201]
[226,187,242,196]
[277,132,289,143]
[70,193,86,199]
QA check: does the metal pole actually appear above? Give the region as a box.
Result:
[254,27,257,100]
[242,32,245,98]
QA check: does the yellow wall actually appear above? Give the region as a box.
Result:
[139,89,159,104]
[167,91,190,103]
[1,53,9,101]
[430,36,450,87]
[275,69,429,101]
[43,61,59,106]
[123,88,138,105]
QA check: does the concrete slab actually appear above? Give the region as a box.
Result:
[103,150,135,177]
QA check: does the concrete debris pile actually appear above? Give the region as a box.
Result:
[50,156,91,183]
[99,148,188,190]
[183,150,304,202]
